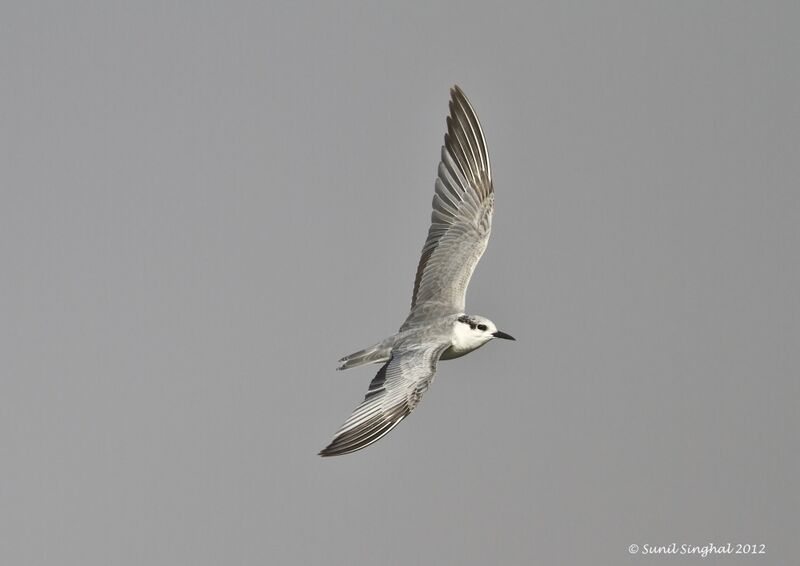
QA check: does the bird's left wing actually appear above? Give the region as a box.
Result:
[319,343,449,457]
[402,86,494,328]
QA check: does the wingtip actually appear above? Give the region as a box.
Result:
[318,444,353,457]
[317,443,351,457]
[450,85,470,106]
[318,441,338,457]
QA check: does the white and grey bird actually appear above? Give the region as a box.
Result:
[319,86,514,457]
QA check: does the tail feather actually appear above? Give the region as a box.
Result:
[337,343,392,370]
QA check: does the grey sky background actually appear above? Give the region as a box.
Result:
[2,2,798,565]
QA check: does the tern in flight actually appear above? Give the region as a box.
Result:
[319,86,514,457]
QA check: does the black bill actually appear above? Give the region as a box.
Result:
[492,330,515,341]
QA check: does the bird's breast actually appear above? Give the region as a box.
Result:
[440,340,487,360]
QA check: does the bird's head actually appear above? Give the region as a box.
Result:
[456,314,515,348]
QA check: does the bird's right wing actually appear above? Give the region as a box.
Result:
[402,86,494,329]
[319,343,448,457]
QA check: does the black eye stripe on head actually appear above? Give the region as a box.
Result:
[458,315,478,330]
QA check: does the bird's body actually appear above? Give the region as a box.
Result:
[319,86,514,457]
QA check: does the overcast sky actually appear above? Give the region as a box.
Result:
[2,2,798,564]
